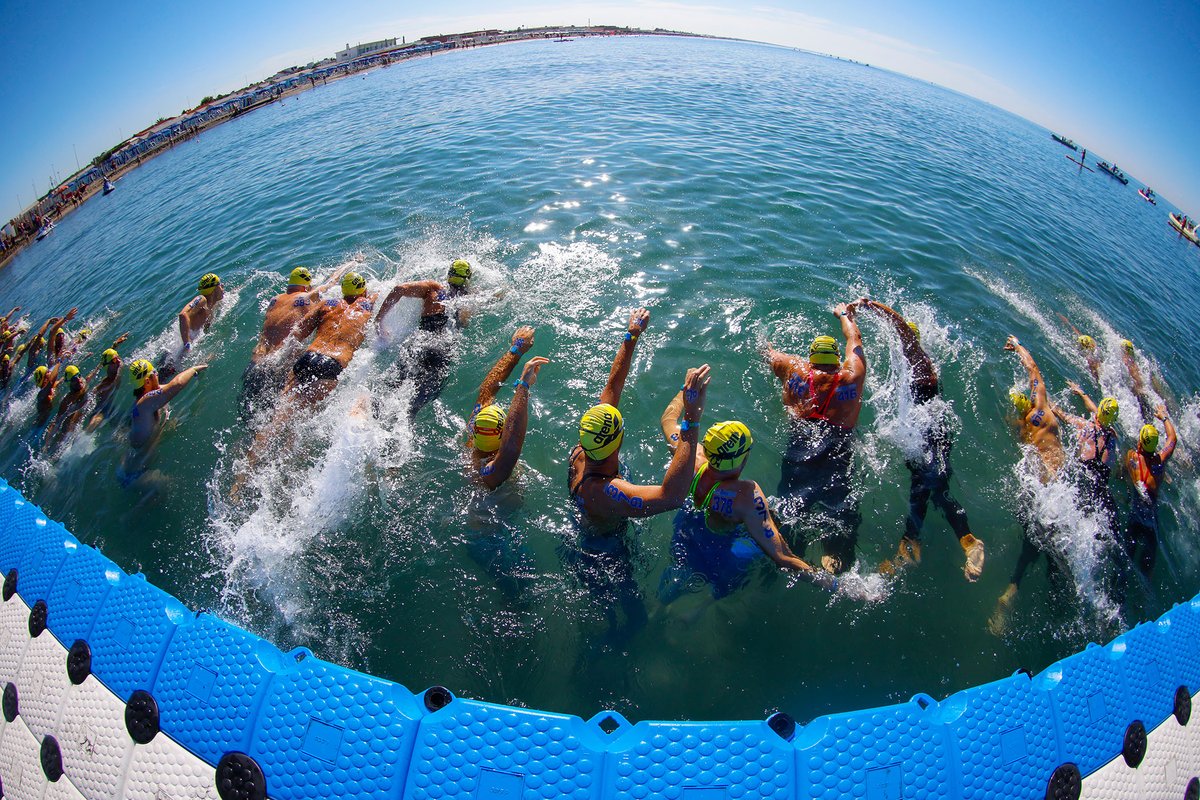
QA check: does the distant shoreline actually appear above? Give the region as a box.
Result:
[0,27,715,272]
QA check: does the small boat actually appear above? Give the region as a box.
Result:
[1052,133,1079,150]
[1096,161,1129,185]
[1168,213,1199,245]
[102,179,116,195]
[35,221,55,241]
[1139,188,1156,205]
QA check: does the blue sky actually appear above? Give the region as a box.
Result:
[2,0,1197,221]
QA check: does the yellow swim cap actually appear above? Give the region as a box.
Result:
[1010,391,1032,416]
[703,421,754,472]
[32,366,47,387]
[198,273,221,296]
[579,403,624,461]
[1078,335,1096,350]
[1097,397,1119,426]
[129,359,155,389]
[101,349,118,365]
[1139,424,1160,453]
[64,365,80,380]
[288,266,313,287]
[76,328,91,343]
[472,404,506,452]
[906,320,920,344]
[1,330,12,341]
[448,259,471,288]
[810,335,840,366]
[341,272,366,297]
[1121,339,1134,354]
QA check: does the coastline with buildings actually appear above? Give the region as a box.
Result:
[0,25,710,271]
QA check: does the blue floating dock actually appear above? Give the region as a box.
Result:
[0,477,1196,799]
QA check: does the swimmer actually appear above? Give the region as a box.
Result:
[0,353,12,390]
[23,309,76,374]
[239,263,351,417]
[43,365,89,448]
[1118,339,1156,420]
[990,337,1072,635]
[127,360,208,450]
[376,259,474,416]
[1057,313,1102,381]
[466,327,549,489]
[0,307,21,342]
[1053,385,1120,538]
[567,308,710,528]
[1120,406,1176,586]
[32,364,63,426]
[763,301,866,574]
[657,406,835,603]
[177,273,223,352]
[865,299,983,581]
[281,272,377,406]
[84,348,125,432]
[50,324,91,365]
[235,272,379,491]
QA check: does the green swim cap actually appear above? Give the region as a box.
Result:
[289,266,313,287]
[198,273,221,296]
[472,404,506,453]
[810,335,840,366]
[341,272,366,297]
[448,259,472,288]
[579,403,624,461]
[703,421,754,472]
[1139,424,1159,454]
[1010,392,1032,416]
[1097,397,1119,426]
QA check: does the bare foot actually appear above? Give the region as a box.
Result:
[878,537,921,575]
[988,584,1017,636]
[961,533,985,582]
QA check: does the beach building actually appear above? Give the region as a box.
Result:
[336,38,398,61]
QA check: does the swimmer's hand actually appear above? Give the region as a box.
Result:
[807,570,838,592]
[628,308,650,335]
[190,364,209,375]
[112,332,130,347]
[511,326,535,354]
[1155,404,1168,421]
[681,364,710,420]
[1004,335,1019,351]
[854,297,873,310]
[833,302,855,319]
[64,307,78,322]
[520,356,550,386]
[1066,381,1085,396]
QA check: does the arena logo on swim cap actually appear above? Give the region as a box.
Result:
[198,273,221,296]
[341,272,366,297]
[448,259,472,288]
[289,266,313,287]
[704,421,753,471]
[580,404,624,460]
[1139,424,1159,453]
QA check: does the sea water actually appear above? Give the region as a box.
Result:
[2,36,1199,722]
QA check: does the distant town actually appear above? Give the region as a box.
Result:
[1,25,710,268]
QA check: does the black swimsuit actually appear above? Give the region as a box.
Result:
[292,351,344,383]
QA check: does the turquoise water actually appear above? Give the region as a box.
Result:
[3,36,1199,723]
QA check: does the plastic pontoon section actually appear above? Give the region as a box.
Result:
[0,480,1196,799]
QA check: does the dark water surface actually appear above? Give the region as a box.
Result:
[3,36,1199,723]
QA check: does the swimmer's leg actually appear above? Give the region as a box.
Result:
[988,529,1041,636]
[408,347,452,417]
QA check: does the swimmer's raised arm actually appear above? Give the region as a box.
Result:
[1051,400,1086,429]
[313,264,353,295]
[598,308,649,408]
[377,280,441,323]
[835,303,866,376]
[583,364,708,517]
[153,365,207,406]
[1006,337,1050,409]
[480,357,549,490]
[475,327,534,408]
[1157,405,1177,462]
[1065,381,1098,415]
[659,390,685,452]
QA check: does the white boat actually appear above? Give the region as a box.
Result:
[35,221,55,241]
